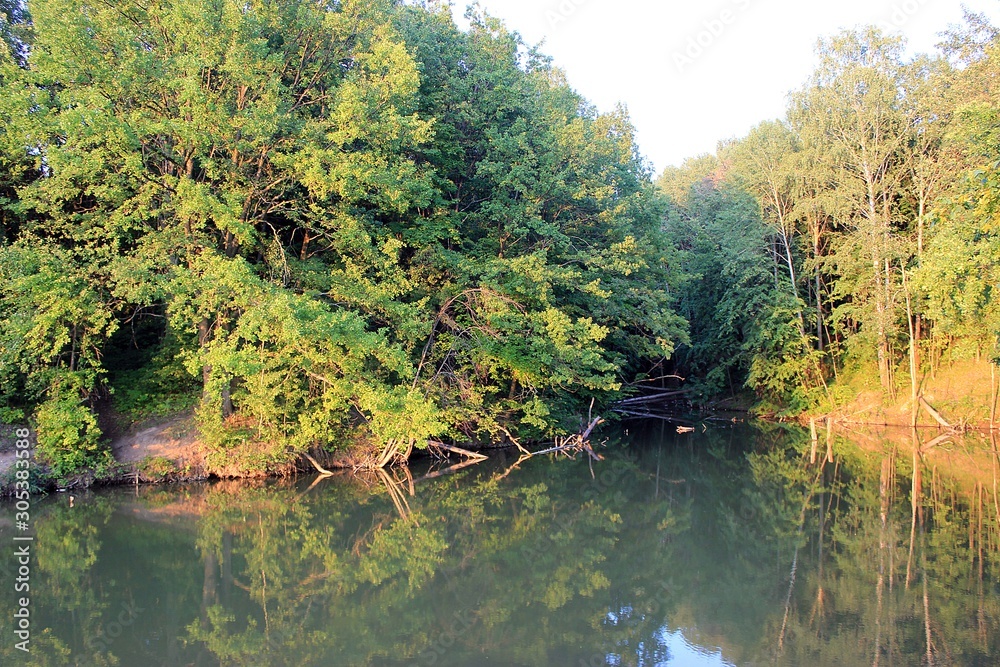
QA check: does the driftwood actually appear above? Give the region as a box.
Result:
[496,416,606,481]
[919,397,954,430]
[613,409,696,425]
[428,440,488,461]
[614,389,692,407]
[810,419,819,463]
[495,424,532,456]
[302,452,335,477]
[919,432,954,454]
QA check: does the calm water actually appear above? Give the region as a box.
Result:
[1,422,998,666]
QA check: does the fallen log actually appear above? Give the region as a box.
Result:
[302,452,335,477]
[614,390,692,407]
[919,397,954,430]
[428,441,488,461]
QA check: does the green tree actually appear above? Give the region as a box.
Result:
[659,160,819,409]
[790,29,915,397]
[0,0,686,474]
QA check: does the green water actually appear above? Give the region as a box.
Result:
[1,423,998,666]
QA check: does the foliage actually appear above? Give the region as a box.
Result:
[138,455,177,482]
[659,162,821,408]
[0,0,684,473]
[34,374,109,478]
[660,17,1000,415]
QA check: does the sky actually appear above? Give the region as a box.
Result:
[450,0,1000,175]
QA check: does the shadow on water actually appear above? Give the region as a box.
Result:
[1,422,998,666]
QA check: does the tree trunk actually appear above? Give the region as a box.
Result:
[222,383,234,419]
[815,231,824,351]
[904,271,918,427]
[991,362,998,430]
[874,246,893,397]
[778,223,806,336]
[198,318,212,390]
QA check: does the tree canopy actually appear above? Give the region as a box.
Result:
[0,0,685,475]
[659,12,1000,418]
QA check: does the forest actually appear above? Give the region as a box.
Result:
[0,0,998,479]
[659,15,1000,421]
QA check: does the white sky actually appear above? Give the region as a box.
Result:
[450,0,1000,175]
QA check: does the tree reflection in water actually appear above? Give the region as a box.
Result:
[3,423,998,666]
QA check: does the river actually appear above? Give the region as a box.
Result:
[1,421,998,666]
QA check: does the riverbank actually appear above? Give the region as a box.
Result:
[3,355,997,495]
[0,415,207,495]
[812,357,998,430]
[0,409,558,495]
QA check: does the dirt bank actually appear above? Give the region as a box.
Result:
[819,358,998,429]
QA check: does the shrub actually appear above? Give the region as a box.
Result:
[34,375,108,478]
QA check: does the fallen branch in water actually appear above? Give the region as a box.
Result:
[920,432,954,454]
[530,417,605,458]
[613,409,697,426]
[428,441,488,461]
[301,451,335,477]
[496,424,532,456]
[919,397,955,430]
[496,417,605,480]
[614,390,692,407]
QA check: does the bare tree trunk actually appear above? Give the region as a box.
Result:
[300,230,310,261]
[810,418,818,464]
[816,265,824,350]
[991,362,997,430]
[779,225,806,336]
[826,418,834,463]
[904,270,918,427]
[874,252,893,398]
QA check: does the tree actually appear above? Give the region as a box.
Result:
[724,120,806,334]
[0,0,686,473]
[790,29,915,397]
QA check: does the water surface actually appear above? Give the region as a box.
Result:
[1,423,998,666]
